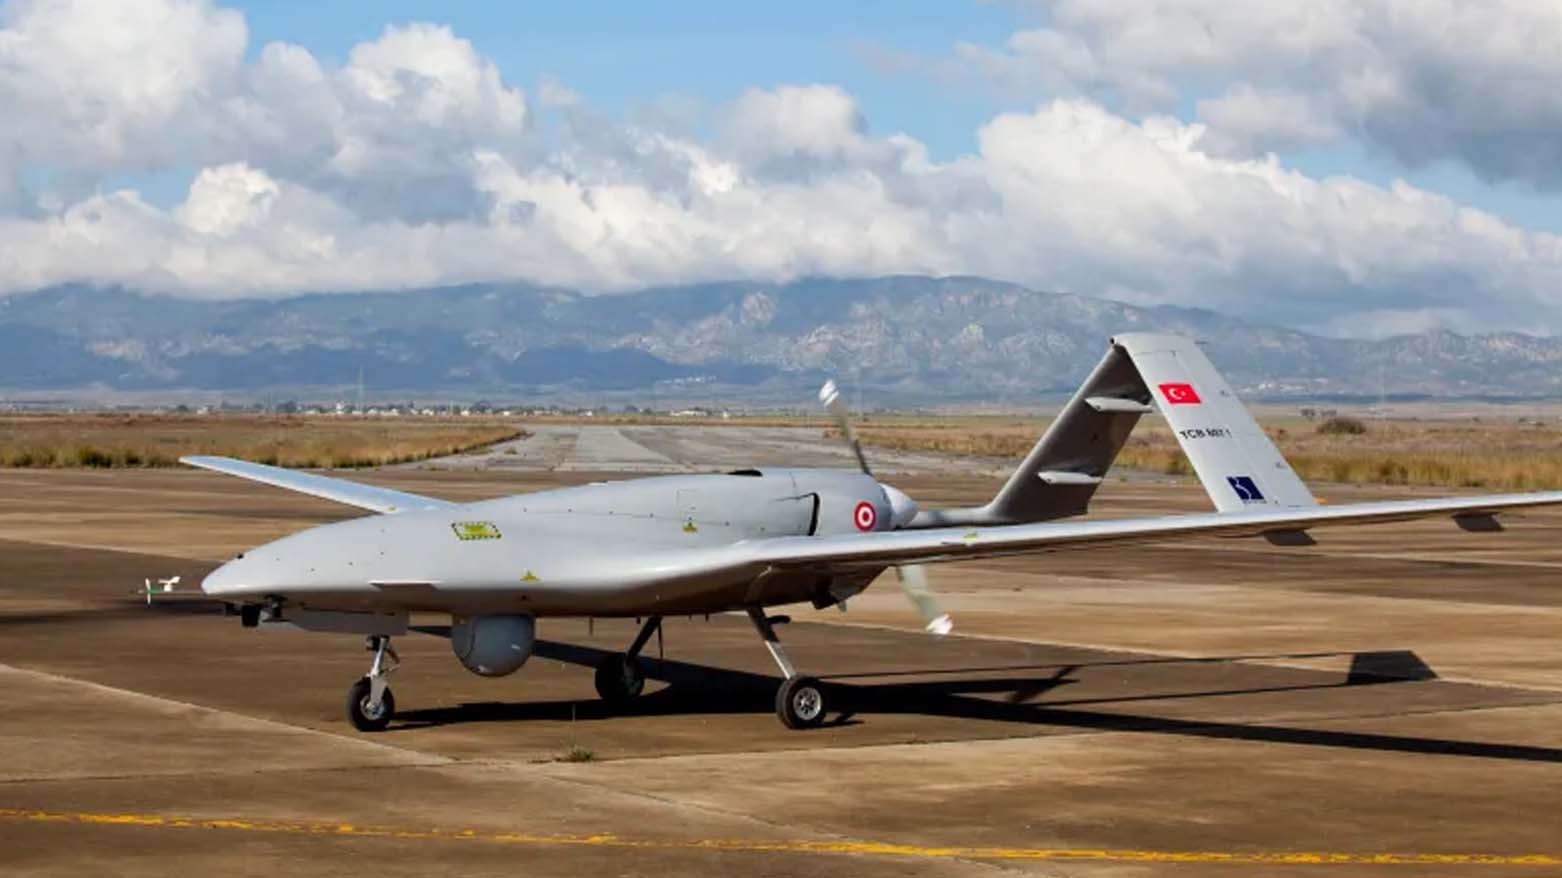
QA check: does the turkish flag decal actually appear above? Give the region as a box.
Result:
[1158,382,1202,405]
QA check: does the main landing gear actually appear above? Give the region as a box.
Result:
[590,612,828,729]
[594,616,660,705]
[346,635,398,732]
[748,608,828,729]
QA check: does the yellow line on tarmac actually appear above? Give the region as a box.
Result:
[2,808,1559,867]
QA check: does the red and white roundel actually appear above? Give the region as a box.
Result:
[853,501,878,531]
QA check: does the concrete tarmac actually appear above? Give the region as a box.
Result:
[412,423,1015,475]
[2,451,1561,876]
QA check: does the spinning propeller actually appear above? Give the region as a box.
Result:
[818,380,952,636]
[140,575,181,605]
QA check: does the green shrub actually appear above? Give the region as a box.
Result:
[74,446,113,467]
[1317,416,1368,436]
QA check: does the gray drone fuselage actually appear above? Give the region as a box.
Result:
[203,468,904,617]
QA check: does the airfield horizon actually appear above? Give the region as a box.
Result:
[6,409,1562,491]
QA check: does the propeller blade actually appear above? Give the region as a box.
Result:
[819,379,872,476]
[820,379,950,635]
[896,563,952,636]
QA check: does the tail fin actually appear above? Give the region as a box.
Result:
[915,334,1311,528]
[1113,333,1315,512]
[979,341,1150,523]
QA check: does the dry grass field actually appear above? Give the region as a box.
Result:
[0,414,524,469]
[838,413,1562,491]
[5,409,1562,489]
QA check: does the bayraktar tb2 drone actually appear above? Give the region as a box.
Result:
[185,334,1562,731]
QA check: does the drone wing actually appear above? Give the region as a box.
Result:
[726,490,1562,571]
[181,455,454,514]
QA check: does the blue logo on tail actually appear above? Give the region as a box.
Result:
[1226,475,1265,503]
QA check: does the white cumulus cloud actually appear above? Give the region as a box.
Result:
[0,0,246,169]
[957,0,1562,185]
[2,0,1562,338]
[178,163,279,237]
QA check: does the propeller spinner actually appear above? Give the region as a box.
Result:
[818,380,952,636]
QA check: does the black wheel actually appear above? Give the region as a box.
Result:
[593,653,645,704]
[346,677,395,732]
[776,676,827,729]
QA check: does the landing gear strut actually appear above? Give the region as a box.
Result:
[594,616,661,705]
[748,608,827,729]
[346,635,398,732]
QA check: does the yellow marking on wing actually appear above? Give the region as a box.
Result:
[452,521,502,541]
[0,808,1556,866]
[520,570,540,582]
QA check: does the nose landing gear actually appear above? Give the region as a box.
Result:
[346,635,398,732]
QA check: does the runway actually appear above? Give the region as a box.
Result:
[2,457,1562,876]
[412,423,1013,474]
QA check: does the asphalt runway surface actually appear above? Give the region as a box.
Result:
[3,436,1562,876]
[409,422,1018,475]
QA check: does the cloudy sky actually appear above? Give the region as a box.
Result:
[4,0,1562,337]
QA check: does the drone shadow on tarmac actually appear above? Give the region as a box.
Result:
[8,604,1556,763]
[396,628,1562,764]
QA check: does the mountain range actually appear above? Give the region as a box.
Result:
[3,277,1560,404]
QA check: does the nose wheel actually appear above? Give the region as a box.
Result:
[347,677,396,731]
[347,635,398,732]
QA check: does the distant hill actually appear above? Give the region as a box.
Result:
[2,277,1560,403]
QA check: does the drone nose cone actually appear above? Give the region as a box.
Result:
[881,483,919,530]
[202,558,252,597]
[201,562,235,596]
